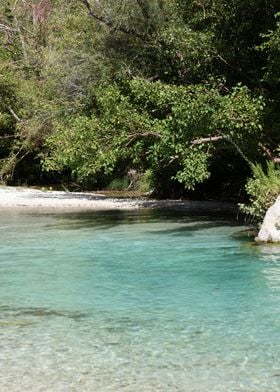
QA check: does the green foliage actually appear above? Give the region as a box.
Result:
[42,78,264,190]
[260,12,280,84]
[0,0,279,199]
[137,169,155,193]
[240,162,280,221]
[174,149,210,190]
[107,177,129,191]
[43,115,116,181]
[0,56,20,174]
[151,24,215,83]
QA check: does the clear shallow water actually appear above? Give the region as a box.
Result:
[0,208,280,392]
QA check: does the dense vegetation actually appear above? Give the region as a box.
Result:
[0,1,280,213]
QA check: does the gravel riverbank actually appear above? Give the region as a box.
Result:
[0,186,237,213]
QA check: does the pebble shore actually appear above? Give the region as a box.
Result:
[0,186,237,213]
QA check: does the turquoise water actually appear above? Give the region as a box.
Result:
[0,208,280,391]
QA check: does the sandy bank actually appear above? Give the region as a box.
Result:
[0,186,237,213]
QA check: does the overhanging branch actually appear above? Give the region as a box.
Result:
[191,135,224,145]
[125,132,226,148]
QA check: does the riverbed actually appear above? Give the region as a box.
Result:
[0,207,279,391]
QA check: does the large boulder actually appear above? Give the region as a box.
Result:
[256,195,280,242]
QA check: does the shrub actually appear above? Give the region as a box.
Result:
[137,170,155,193]
[107,177,130,191]
[240,162,280,222]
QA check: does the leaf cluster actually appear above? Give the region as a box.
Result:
[240,162,280,222]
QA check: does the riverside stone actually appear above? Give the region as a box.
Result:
[256,195,280,242]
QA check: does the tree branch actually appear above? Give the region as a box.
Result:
[12,14,29,64]
[8,107,22,122]
[258,142,280,163]
[125,131,161,147]
[0,23,17,32]
[125,133,226,148]
[135,0,155,32]
[191,135,224,145]
[0,135,15,139]
[135,0,150,20]
[80,0,144,39]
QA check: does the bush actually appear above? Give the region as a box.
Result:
[240,162,280,222]
[137,170,155,193]
[107,177,130,191]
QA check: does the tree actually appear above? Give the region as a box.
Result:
[42,78,264,192]
[0,0,279,200]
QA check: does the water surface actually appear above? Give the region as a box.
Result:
[0,208,279,391]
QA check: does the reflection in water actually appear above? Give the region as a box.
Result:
[259,243,280,262]
[257,245,280,290]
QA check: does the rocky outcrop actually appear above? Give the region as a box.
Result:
[256,196,280,242]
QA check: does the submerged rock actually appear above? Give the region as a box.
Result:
[256,196,280,242]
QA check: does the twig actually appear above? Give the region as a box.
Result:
[258,142,280,163]
[8,107,22,122]
[125,131,161,147]
[0,135,15,139]
[0,23,17,32]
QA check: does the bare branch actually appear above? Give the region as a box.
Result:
[8,107,22,122]
[258,142,280,163]
[0,135,15,139]
[191,135,224,145]
[12,13,29,64]
[125,133,225,149]
[125,131,161,147]
[168,155,179,164]
[0,23,17,32]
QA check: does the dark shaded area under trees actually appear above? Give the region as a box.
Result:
[0,0,280,208]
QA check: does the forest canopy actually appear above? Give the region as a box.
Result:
[0,0,279,202]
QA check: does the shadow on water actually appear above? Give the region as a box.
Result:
[231,227,256,243]
[29,208,241,233]
[146,221,238,237]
